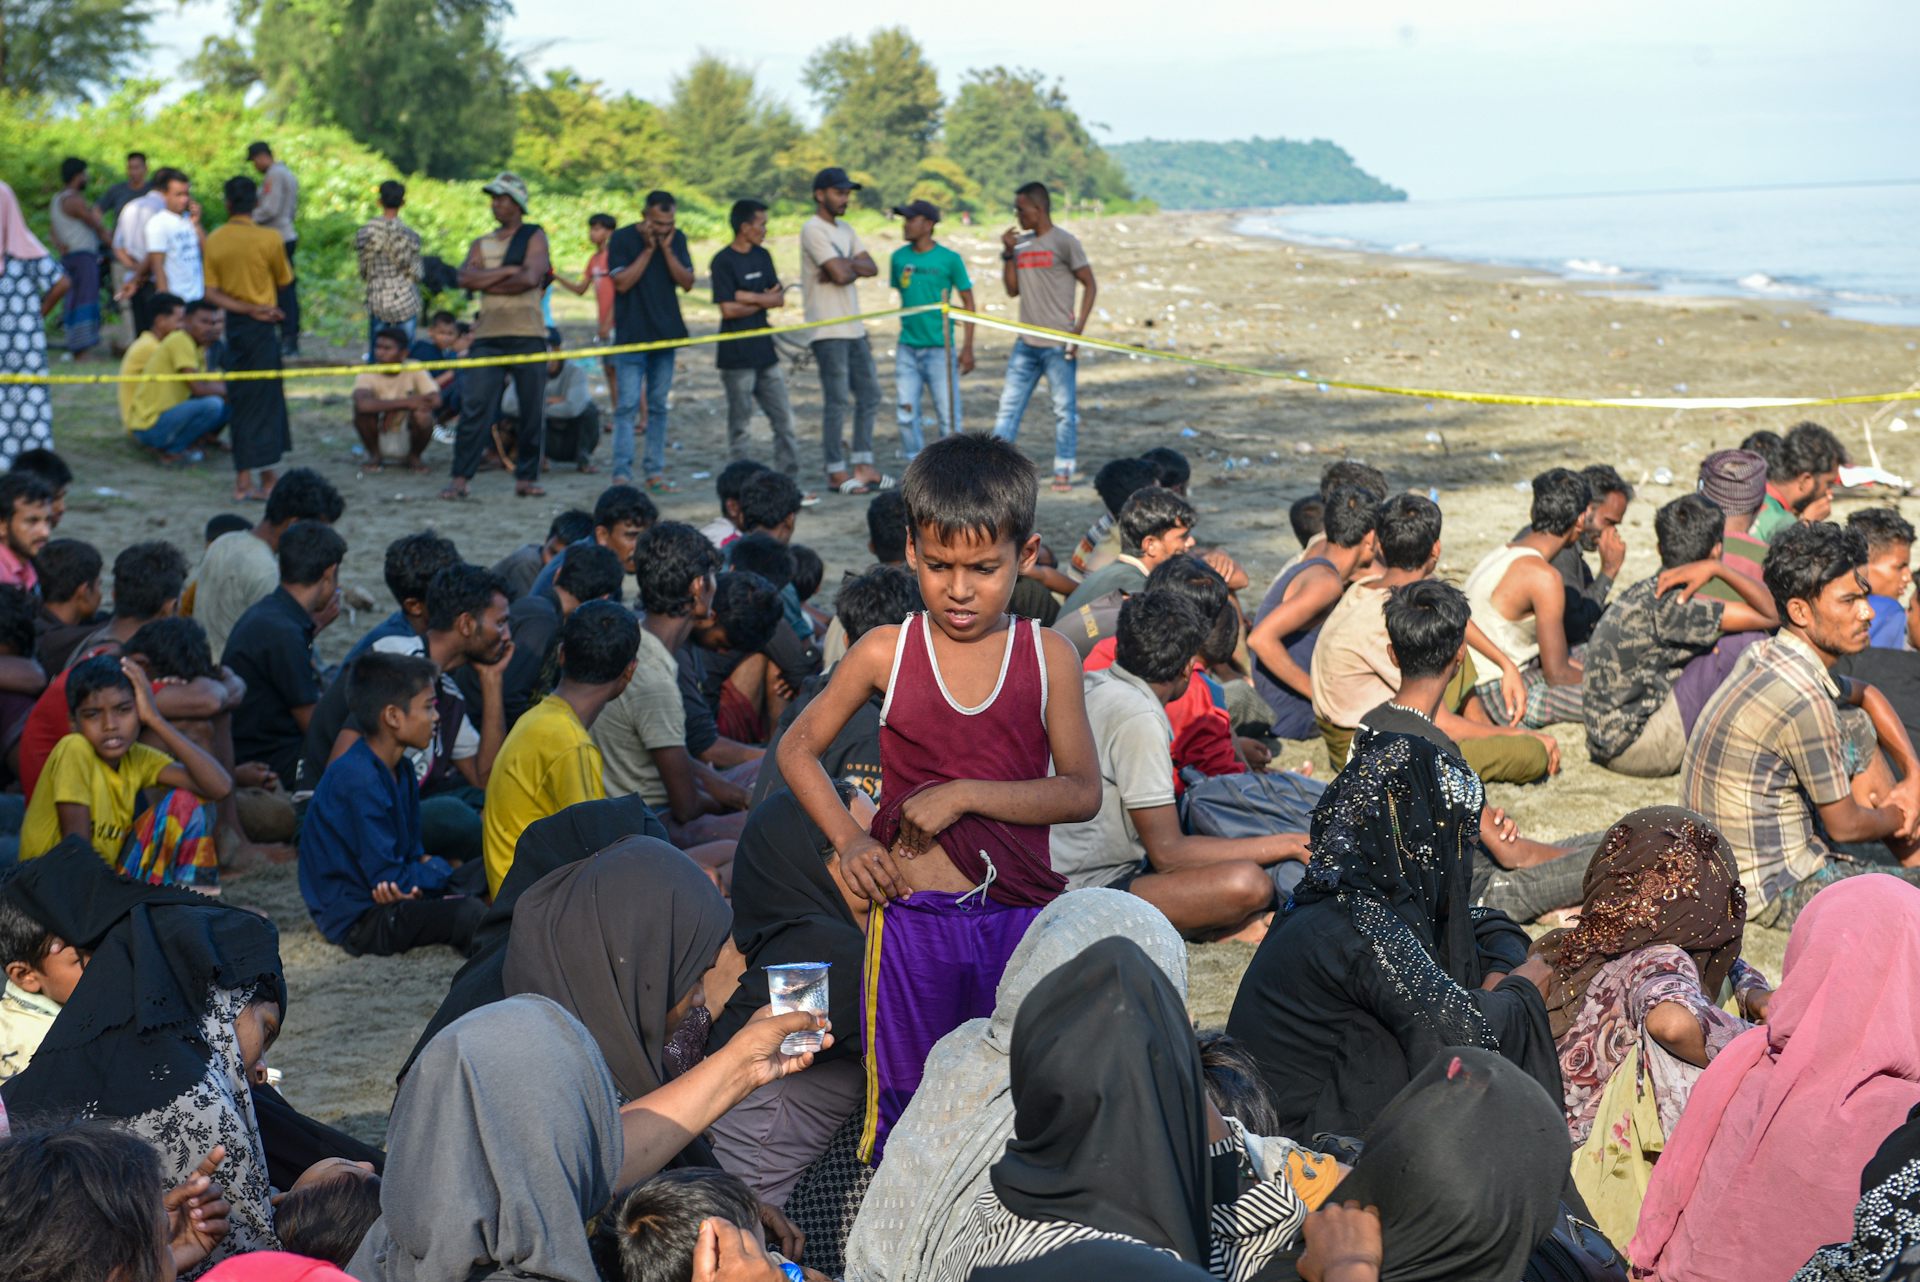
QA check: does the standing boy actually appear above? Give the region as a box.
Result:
[711,201,800,480]
[776,432,1101,1162]
[888,199,975,455]
[991,182,1096,492]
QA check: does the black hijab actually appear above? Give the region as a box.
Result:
[1,840,285,1122]
[972,1240,1214,1281]
[991,936,1211,1266]
[1799,1103,1920,1282]
[1337,1048,1566,1282]
[710,789,863,1062]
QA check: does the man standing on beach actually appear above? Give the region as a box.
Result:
[888,199,974,457]
[711,199,801,479]
[202,175,292,503]
[248,142,302,355]
[800,166,884,495]
[98,152,150,343]
[355,181,422,359]
[992,181,1096,493]
[606,191,694,492]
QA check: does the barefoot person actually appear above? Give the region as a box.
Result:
[201,175,291,503]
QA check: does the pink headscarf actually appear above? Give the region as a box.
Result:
[0,182,47,261]
[1629,874,1920,1281]
[200,1251,353,1282]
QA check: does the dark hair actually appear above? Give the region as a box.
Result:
[709,571,782,654]
[204,512,250,544]
[867,489,908,564]
[595,1167,761,1282]
[11,449,70,494]
[0,586,35,659]
[644,190,676,212]
[278,521,347,586]
[1764,521,1868,621]
[110,540,189,620]
[66,654,133,714]
[556,543,624,604]
[223,175,258,215]
[59,156,86,184]
[728,532,794,590]
[1094,457,1159,517]
[247,141,273,159]
[1528,467,1592,536]
[729,199,768,233]
[790,544,823,602]
[378,180,406,210]
[265,467,346,526]
[594,484,657,533]
[836,565,921,644]
[1196,1030,1282,1137]
[150,166,188,193]
[382,530,461,611]
[634,523,719,618]
[126,151,147,164]
[274,1170,384,1269]
[1655,494,1726,569]
[1581,463,1634,506]
[0,894,52,971]
[35,539,101,606]
[1320,460,1389,503]
[715,459,768,512]
[737,470,802,533]
[1288,495,1325,546]
[184,298,219,320]
[560,599,640,685]
[1322,485,1378,550]
[1117,487,1196,552]
[425,563,508,633]
[372,325,410,353]
[1115,591,1207,684]
[1140,446,1191,490]
[346,650,437,734]
[1782,420,1848,485]
[1741,430,1786,479]
[1142,554,1234,666]
[122,617,216,681]
[0,1119,170,1282]
[1849,507,1917,556]
[588,212,616,231]
[0,472,53,523]
[1015,180,1052,211]
[901,433,1036,549]
[549,509,595,547]
[1383,580,1470,680]
[429,309,459,328]
[1375,493,1443,571]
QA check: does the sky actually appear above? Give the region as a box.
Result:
[139,0,1920,201]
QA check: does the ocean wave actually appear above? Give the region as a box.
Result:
[1565,258,1626,276]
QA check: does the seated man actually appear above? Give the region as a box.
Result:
[1683,520,1920,930]
[122,295,227,462]
[480,600,638,895]
[190,466,345,659]
[297,651,487,957]
[1067,455,1158,581]
[1269,459,1388,588]
[351,325,439,472]
[1753,420,1846,541]
[1583,493,1779,778]
[1529,463,1631,647]
[1850,507,1917,651]
[528,483,656,602]
[1697,448,1771,599]
[1464,466,1590,728]
[0,473,52,594]
[1248,485,1377,739]
[490,508,592,602]
[814,488,911,668]
[460,542,623,730]
[501,329,598,473]
[1059,487,1195,614]
[682,569,788,785]
[347,531,463,664]
[1312,494,1552,782]
[32,538,103,673]
[1051,592,1309,938]
[223,521,346,789]
[710,534,822,743]
[700,459,770,551]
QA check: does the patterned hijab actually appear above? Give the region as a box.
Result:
[1534,806,1746,1039]
[1292,729,1497,1049]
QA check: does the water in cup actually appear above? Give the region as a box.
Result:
[765,962,829,1054]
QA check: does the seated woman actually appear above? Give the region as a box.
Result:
[1532,806,1771,1243]
[940,937,1309,1282]
[1224,729,1559,1142]
[1631,875,1920,1282]
[707,786,873,1205]
[1798,1104,1920,1282]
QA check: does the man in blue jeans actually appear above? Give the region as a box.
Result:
[800,167,886,494]
[126,297,228,460]
[888,199,976,457]
[606,190,694,492]
[992,181,1098,492]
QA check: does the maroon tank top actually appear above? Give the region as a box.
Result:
[872,612,1064,907]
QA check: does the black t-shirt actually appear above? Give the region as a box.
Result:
[606,225,691,345]
[674,645,721,759]
[222,588,322,787]
[1357,702,1463,761]
[709,245,780,371]
[752,671,883,806]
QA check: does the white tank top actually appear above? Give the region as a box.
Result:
[1464,544,1545,668]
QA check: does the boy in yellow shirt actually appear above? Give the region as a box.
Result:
[21,654,233,889]
[480,601,638,894]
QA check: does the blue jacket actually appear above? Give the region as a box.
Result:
[297,739,452,942]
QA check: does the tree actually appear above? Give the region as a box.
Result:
[908,154,983,214]
[0,0,152,103]
[512,70,678,195]
[801,27,941,207]
[944,67,1130,210]
[664,54,803,202]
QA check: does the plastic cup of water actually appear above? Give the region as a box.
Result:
[765,962,829,1055]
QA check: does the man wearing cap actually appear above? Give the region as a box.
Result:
[992,180,1096,493]
[888,199,975,458]
[606,189,694,492]
[443,173,552,500]
[800,167,885,495]
[1697,448,1773,603]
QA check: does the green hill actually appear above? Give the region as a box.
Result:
[1109,137,1406,209]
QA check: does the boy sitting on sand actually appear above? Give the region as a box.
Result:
[778,432,1100,1164]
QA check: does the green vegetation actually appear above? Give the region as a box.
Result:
[1109,137,1406,209]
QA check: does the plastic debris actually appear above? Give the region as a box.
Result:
[1488,450,1504,461]
[1180,427,1199,438]
[1652,466,1674,485]
[691,471,712,481]
[1508,329,1522,340]
[1890,418,1909,434]
[1424,430,1443,444]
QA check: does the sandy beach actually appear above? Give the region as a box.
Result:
[37,208,1920,1142]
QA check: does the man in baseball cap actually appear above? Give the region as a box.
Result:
[889,199,975,455]
[800,166,885,493]
[811,167,862,193]
[481,171,530,211]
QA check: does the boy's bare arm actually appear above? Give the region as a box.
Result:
[128,661,233,802]
[775,627,901,896]
[55,802,92,840]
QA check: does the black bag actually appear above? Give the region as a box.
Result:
[1522,1203,1629,1282]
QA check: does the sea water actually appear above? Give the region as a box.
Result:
[1239,181,1920,327]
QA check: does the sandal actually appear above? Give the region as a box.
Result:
[870,474,899,492]
[1051,471,1073,493]
[516,482,547,498]
[645,475,679,494]
[833,475,873,496]
[439,483,469,501]
[799,491,821,508]
[576,457,599,475]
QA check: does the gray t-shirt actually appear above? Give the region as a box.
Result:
[1012,225,1090,348]
[591,627,686,809]
[1051,665,1175,889]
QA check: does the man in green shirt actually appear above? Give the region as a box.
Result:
[1753,421,1846,542]
[888,200,975,458]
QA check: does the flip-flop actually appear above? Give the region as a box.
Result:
[645,476,679,494]
[870,474,899,492]
[516,483,547,498]
[834,476,873,496]
[438,485,469,501]
[799,491,822,508]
